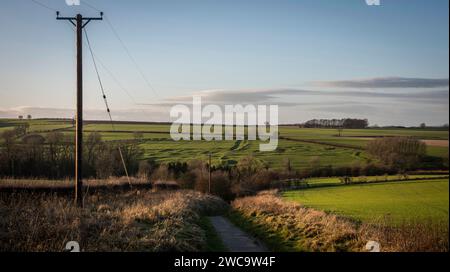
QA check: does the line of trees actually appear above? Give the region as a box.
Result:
[0,130,142,179]
[302,118,369,129]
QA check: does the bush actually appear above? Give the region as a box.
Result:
[178,171,197,189]
[210,171,234,201]
[151,164,173,182]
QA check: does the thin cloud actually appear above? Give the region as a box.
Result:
[159,89,305,104]
[312,77,449,89]
[141,88,449,106]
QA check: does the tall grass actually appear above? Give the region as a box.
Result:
[0,189,228,252]
[0,193,81,251]
[0,177,149,189]
[360,218,449,252]
[230,191,448,252]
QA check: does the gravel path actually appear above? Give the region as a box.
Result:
[209,216,267,252]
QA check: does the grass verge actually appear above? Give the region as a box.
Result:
[0,189,228,252]
[230,192,448,252]
[227,210,301,252]
[198,217,228,252]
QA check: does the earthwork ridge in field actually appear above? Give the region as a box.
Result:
[279,136,364,150]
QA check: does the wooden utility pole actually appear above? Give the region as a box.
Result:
[208,153,212,194]
[57,12,103,207]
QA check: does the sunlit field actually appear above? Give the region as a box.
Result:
[283,179,449,224]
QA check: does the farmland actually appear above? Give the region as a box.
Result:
[0,119,448,170]
[1,119,449,252]
[230,189,448,252]
[224,177,449,252]
[283,179,449,224]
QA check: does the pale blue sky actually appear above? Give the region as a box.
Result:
[0,0,448,125]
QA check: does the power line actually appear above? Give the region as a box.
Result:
[88,51,139,105]
[31,0,153,119]
[30,0,57,12]
[89,50,162,124]
[83,0,102,12]
[84,29,108,112]
[84,0,159,98]
[82,1,155,123]
[56,0,147,108]
[84,28,132,187]
[84,39,154,122]
[76,0,160,106]
[76,1,141,105]
[104,16,160,99]
[32,0,159,101]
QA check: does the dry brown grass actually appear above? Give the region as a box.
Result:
[0,177,149,189]
[0,189,228,252]
[232,193,362,252]
[359,218,449,252]
[231,192,448,252]
[0,193,81,251]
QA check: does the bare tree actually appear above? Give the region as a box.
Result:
[367,137,426,170]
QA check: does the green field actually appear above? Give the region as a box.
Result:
[292,175,448,188]
[280,126,449,140]
[0,119,448,170]
[283,179,449,224]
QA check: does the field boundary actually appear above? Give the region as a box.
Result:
[281,175,450,191]
[279,136,364,150]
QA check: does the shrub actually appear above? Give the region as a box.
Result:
[210,171,234,201]
[151,164,173,182]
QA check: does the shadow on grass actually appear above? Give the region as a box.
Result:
[226,210,305,252]
[198,217,228,252]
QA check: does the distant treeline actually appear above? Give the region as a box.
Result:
[301,118,369,129]
[0,129,142,179]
